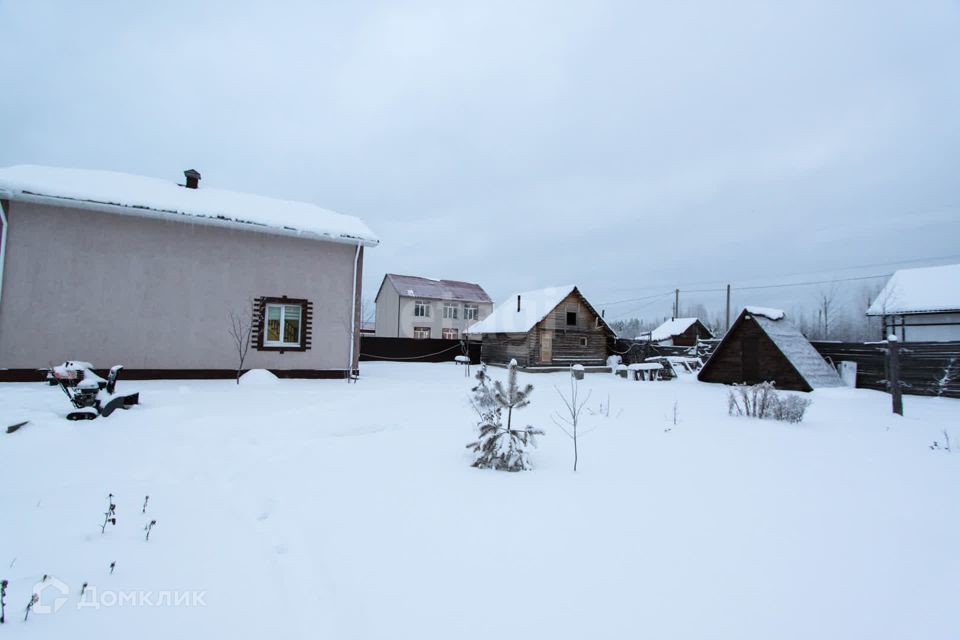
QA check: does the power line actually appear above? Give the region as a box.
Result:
[601,272,894,323]
[599,272,892,307]
[598,252,960,302]
[735,272,891,292]
[599,290,674,306]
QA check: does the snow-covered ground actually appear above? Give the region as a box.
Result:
[0,363,958,639]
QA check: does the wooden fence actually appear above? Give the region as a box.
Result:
[608,338,721,364]
[359,337,481,364]
[811,340,960,398]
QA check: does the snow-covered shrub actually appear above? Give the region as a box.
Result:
[770,394,812,424]
[239,369,280,385]
[728,382,811,424]
[466,361,544,472]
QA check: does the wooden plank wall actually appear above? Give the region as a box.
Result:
[698,319,811,391]
[529,292,609,365]
[480,292,612,366]
[811,341,960,398]
[480,334,532,366]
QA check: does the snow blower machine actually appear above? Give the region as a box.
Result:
[46,361,140,421]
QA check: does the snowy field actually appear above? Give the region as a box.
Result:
[1,362,958,639]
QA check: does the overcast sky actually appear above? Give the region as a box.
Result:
[2,1,958,323]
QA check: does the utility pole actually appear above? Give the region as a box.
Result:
[673,289,679,320]
[725,284,731,333]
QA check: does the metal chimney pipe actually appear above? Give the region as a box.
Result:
[517,295,521,312]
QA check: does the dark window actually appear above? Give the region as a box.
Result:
[566,312,577,326]
[579,337,587,347]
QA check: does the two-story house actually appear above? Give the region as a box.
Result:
[374,274,492,339]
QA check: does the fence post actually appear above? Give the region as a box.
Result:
[887,335,903,416]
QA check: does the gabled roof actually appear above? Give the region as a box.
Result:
[866,263,960,316]
[466,285,613,335]
[378,274,491,303]
[0,165,379,247]
[700,307,843,390]
[646,317,711,342]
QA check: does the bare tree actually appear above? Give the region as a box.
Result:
[869,281,900,340]
[551,374,593,471]
[814,283,843,340]
[228,301,257,384]
[360,297,376,328]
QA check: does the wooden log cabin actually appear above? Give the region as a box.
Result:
[642,317,714,346]
[465,285,614,368]
[698,307,843,392]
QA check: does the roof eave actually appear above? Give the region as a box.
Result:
[8,191,380,248]
[866,308,960,317]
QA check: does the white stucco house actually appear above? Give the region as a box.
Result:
[374,274,492,339]
[0,165,378,380]
[866,263,960,342]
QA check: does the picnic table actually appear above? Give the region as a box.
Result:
[627,362,664,381]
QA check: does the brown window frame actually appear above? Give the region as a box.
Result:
[251,296,313,353]
[413,326,432,339]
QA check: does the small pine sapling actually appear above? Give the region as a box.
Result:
[24,593,38,622]
[494,360,533,433]
[142,495,150,513]
[1,578,7,624]
[145,520,157,541]
[109,561,116,575]
[551,373,593,471]
[466,360,544,471]
[101,493,118,534]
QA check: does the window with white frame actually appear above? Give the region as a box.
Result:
[442,327,460,340]
[414,300,431,317]
[464,304,479,320]
[443,303,459,319]
[414,326,432,339]
[264,303,302,347]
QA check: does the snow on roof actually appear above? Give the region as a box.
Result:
[648,318,699,342]
[0,165,379,246]
[866,263,960,315]
[744,306,785,321]
[753,314,843,388]
[383,274,491,303]
[466,285,576,334]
